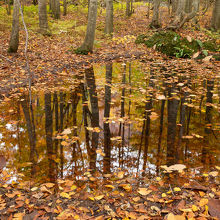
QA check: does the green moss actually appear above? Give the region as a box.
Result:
[213,54,220,61]
[74,47,90,55]
[203,40,219,52]
[135,31,218,58]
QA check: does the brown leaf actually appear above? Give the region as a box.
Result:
[208,198,220,218]
[0,155,6,170]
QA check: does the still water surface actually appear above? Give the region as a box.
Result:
[0,61,219,184]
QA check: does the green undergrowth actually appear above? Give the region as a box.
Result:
[135,31,220,58]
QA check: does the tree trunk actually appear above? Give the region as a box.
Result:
[63,0,67,15]
[8,0,19,53]
[150,0,161,28]
[51,0,60,19]
[185,0,192,13]
[105,0,113,34]
[211,0,220,30]
[126,0,132,16]
[77,0,97,53]
[168,0,199,29]
[38,0,49,35]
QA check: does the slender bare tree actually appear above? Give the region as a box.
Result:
[105,0,113,34]
[51,0,60,19]
[8,0,19,52]
[38,0,50,34]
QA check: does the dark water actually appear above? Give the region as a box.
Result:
[0,61,219,184]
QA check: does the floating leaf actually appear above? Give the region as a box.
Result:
[61,128,71,135]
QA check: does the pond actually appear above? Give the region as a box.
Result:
[0,61,219,184]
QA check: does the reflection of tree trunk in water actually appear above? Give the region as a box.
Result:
[184,105,192,158]
[156,98,165,174]
[119,64,126,168]
[45,93,56,182]
[21,94,37,176]
[103,64,112,173]
[60,92,64,178]
[71,91,80,176]
[85,67,99,170]
[127,63,132,159]
[177,92,186,162]
[166,83,179,165]
[82,83,90,168]
[53,92,59,177]
[202,80,214,169]
[142,68,154,172]
[16,103,22,161]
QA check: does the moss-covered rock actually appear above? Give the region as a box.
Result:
[135,31,218,58]
[203,40,219,52]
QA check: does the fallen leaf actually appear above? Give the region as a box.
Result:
[199,198,208,207]
[137,188,152,196]
[208,198,220,218]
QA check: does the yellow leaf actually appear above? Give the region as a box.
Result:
[167,213,185,220]
[71,185,77,191]
[13,213,25,220]
[104,185,115,189]
[156,177,161,181]
[120,184,132,192]
[94,195,104,200]
[89,197,95,201]
[31,187,38,192]
[209,171,218,177]
[174,187,181,192]
[45,183,55,188]
[137,188,152,196]
[199,191,205,197]
[199,198,208,207]
[215,166,220,170]
[89,177,96,181]
[60,192,70,199]
[202,173,208,177]
[118,171,124,179]
[162,193,167,197]
[191,205,199,212]
[133,196,140,202]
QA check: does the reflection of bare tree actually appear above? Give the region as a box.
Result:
[166,78,179,165]
[45,93,56,182]
[142,68,154,172]
[156,97,165,174]
[59,92,64,177]
[202,80,215,169]
[103,63,112,173]
[70,91,80,176]
[21,94,37,175]
[177,90,187,162]
[85,67,99,170]
[119,64,126,168]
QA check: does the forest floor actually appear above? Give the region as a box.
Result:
[0,3,220,219]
